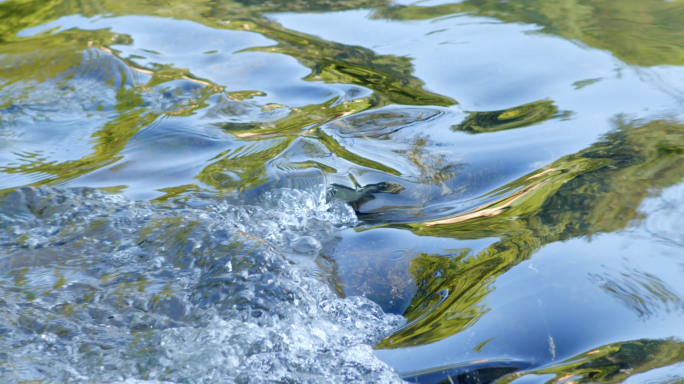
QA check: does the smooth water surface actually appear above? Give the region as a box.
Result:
[2,0,684,383]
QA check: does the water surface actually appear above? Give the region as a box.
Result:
[2,0,684,382]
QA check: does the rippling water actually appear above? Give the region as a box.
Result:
[2,0,684,383]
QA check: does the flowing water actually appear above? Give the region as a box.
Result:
[2,0,684,383]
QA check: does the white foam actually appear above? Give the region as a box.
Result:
[0,187,405,383]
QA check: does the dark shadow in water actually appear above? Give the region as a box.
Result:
[403,359,530,384]
[332,181,406,213]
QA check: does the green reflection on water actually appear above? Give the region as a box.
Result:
[3,0,684,195]
[378,117,684,348]
[499,338,684,384]
[0,0,455,197]
[373,0,684,67]
[454,100,570,134]
[3,0,684,382]
[12,0,682,70]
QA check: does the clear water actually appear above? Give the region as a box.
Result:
[2,0,684,383]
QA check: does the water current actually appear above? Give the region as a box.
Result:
[2,0,684,383]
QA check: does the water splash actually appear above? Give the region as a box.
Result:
[0,187,404,383]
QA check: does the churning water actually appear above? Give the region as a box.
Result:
[0,186,405,382]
